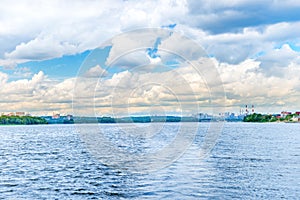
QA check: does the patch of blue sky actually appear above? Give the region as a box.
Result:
[12,46,113,81]
[147,37,162,59]
[161,23,177,30]
[251,51,266,59]
[14,50,91,80]
[165,60,180,67]
[105,35,182,74]
[81,46,111,70]
[273,42,300,52]
[287,42,300,52]
[86,46,137,77]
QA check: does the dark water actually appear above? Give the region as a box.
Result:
[0,123,299,199]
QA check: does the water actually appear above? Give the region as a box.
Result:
[0,123,299,199]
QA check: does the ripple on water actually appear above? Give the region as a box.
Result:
[0,123,299,199]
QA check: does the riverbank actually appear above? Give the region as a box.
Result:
[2,114,299,125]
[243,113,300,123]
[0,115,47,125]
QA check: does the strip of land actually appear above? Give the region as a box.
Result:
[1,111,300,125]
[243,112,300,122]
[0,115,47,125]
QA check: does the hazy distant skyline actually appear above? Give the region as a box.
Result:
[1,0,300,115]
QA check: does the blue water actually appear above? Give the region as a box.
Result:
[0,123,299,199]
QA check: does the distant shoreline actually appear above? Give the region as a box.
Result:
[2,113,299,125]
[0,115,47,125]
[1,115,239,125]
[243,113,300,123]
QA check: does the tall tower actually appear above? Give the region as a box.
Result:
[245,105,248,115]
[252,105,254,113]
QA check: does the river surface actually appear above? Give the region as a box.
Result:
[0,123,299,199]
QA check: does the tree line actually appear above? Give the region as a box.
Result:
[243,113,297,122]
[0,115,47,125]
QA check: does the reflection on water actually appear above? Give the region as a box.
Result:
[0,123,299,199]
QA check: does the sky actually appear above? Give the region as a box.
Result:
[1,0,300,116]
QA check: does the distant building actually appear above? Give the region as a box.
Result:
[295,112,300,116]
[65,114,73,120]
[292,116,300,122]
[15,112,25,117]
[7,112,15,116]
[281,111,292,118]
[41,114,74,124]
[52,113,60,119]
[272,114,281,119]
[196,113,213,121]
[198,113,211,119]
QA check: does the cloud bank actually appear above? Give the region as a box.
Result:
[0,0,300,114]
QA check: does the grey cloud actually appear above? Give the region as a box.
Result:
[257,44,300,77]
[186,0,300,34]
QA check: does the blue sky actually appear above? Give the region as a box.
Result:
[1,0,300,115]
